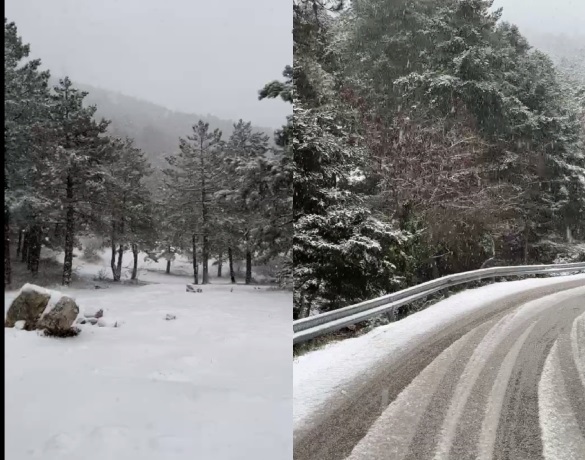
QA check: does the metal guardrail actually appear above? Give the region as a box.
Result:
[293,262,585,344]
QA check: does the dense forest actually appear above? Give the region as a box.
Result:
[292,0,585,319]
[4,18,292,289]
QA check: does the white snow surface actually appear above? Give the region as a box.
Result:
[6,282,292,459]
[293,274,585,430]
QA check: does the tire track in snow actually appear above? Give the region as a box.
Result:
[294,281,585,460]
[345,321,493,460]
[570,310,585,390]
[539,339,585,460]
[491,295,583,460]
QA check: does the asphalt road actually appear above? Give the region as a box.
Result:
[294,279,585,460]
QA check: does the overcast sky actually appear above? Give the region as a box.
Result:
[493,0,585,37]
[6,0,292,129]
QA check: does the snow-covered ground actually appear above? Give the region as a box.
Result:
[293,273,585,430]
[37,240,274,288]
[5,249,292,460]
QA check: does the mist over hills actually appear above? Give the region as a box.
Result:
[523,31,585,81]
[51,78,276,169]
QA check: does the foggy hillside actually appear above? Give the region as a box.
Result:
[52,78,276,168]
[523,31,585,80]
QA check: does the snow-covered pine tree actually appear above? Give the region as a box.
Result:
[41,77,112,285]
[293,1,411,318]
[4,19,51,286]
[163,121,225,284]
[219,119,272,284]
[258,66,294,287]
[104,137,154,281]
[340,0,585,268]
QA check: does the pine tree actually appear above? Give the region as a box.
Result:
[41,77,111,285]
[340,0,585,267]
[105,138,154,281]
[219,120,272,284]
[4,19,51,286]
[259,66,294,287]
[293,2,411,317]
[163,121,224,284]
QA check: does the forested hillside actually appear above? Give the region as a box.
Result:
[293,0,585,319]
[5,18,292,290]
[525,32,585,75]
[56,79,276,169]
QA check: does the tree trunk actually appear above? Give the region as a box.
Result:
[228,247,236,284]
[523,222,529,264]
[245,250,252,285]
[217,251,223,277]
[566,226,573,243]
[28,224,42,276]
[245,231,252,285]
[62,174,75,286]
[116,244,124,280]
[166,251,171,275]
[200,141,209,285]
[110,221,120,281]
[110,242,119,281]
[192,234,199,284]
[16,228,23,258]
[21,230,29,263]
[299,296,311,319]
[202,234,209,284]
[131,243,139,280]
[4,207,11,288]
[27,228,33,270]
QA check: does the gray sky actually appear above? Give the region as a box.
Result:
[493,0,585,37]
[6,0,292,129]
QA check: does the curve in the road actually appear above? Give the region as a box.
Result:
[293,279,585,460]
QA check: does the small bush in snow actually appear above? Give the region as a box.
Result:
[81,240,103,263]
[95,268,109,281]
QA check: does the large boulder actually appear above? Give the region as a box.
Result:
[36,296,80,335]
[5,284,81,337]
[4,284,51,330]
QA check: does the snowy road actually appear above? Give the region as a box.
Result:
[293,276,585,460]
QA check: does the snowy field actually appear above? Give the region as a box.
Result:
[5,248,292,460]
[293,273,585,430]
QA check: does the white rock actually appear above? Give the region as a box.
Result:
[97,318,121,328]
[83,306,104,318]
